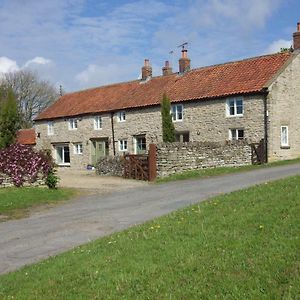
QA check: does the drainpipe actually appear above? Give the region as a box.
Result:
[110,112,116,156]
[263,89,269,163]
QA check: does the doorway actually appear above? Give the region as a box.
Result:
[55,144,70,166]
[134,135,147,154]
[91,139,109,165]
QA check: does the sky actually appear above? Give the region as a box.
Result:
[0,0,299,92]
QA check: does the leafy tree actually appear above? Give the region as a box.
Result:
[0,70,59,128]
[161,93,175,142]
[0,88,20,149]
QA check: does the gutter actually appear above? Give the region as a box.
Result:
[262,88,269,163]
[110,112,116,156]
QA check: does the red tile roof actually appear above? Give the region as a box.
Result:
[16,129,36,145]
[35,52,292,121]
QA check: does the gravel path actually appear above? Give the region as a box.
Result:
[1,163,300,275]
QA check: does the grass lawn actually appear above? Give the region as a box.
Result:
[0,176,299,299]
[0,187,77,220]
[156,157,300,183]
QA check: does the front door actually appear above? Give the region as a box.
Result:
[91,139,108,165]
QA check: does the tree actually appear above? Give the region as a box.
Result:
[161,93,175,142]
[0,88,20,149]
[0,70,59,128]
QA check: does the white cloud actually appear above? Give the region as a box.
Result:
[0,57,19,74]
[266,39,292,53]
[23,57,52,68]
[0,0,289,91]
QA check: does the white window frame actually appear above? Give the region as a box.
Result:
[94,116,102,130]
[171,104,183,122]
[280,126,289,147]
[73,143,83,155]
[47,121,54,135]
[69,119,78,130]
[119,140,128,152]
[229,128,244,140]
[226,97,244,117]
[117,111,126,122]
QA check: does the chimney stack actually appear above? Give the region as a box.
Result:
[179,48,191,73]
[162,60,172,76]
[293,22,300,51]
[141,59,152,80]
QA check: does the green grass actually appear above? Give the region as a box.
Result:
[156,157,300,183]
[0,187,77,219]
[1,176,299,299]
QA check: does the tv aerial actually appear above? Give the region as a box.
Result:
[177,42,188,50]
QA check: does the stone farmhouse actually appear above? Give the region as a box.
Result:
[34,24,300,169]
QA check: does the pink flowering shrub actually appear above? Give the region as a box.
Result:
[0,144,53,187]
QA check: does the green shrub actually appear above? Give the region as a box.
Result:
[45,169,59,189]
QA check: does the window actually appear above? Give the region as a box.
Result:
[229,129,244,140]
[69,119,78,130]
[134,135,146,154]
[47,121,54,135]
[94,116,102,130]
[73,143,83,154]
[281,126,289,147]
[227,97,243,116]
[171,104,183,122]
[119,140,128,151]
[117,111,126,122]
[55,145,70,165]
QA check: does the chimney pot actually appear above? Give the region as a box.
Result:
[141,59,152,80]
[179,49,191,73]
[162,60,172,76]
[293,21,300,51]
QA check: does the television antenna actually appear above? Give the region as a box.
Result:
[177,42,188,50]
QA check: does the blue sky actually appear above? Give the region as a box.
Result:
[0,0,299,92]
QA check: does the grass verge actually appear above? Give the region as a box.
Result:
[0,176,299,299]
[0,187,77,220]
[156,157,300,183]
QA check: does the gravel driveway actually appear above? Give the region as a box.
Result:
[57,168,148,194]
[1,163,300,275]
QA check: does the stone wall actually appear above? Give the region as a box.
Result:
[267,51,300,161]
[0,173,46,188]
[95,156,124,177]
[156,141,252,178]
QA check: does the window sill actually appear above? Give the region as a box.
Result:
[280,145,290,149]
[226,114,244,118]
[58,163,71,166]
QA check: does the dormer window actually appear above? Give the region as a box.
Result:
[117,111,126,122]
[69,119,78,130]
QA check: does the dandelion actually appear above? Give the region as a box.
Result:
[259,225,264,229]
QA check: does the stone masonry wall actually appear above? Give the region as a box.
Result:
[35,94,264,169]
[156,141,252,178]
[0,172,46,188]
[267,51,300,161]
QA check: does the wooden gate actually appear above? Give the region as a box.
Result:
[123,144,157,181]
[251,139,266,165]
